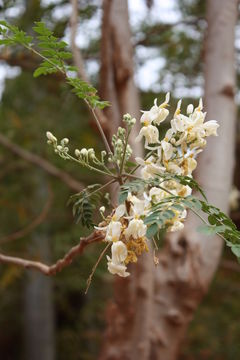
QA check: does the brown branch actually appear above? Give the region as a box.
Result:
[0,133,83,192]
[0,230,105,275]
[0,186,53,244]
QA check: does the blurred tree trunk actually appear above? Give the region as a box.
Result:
[150,0,238,359]
[99,0,238,359]
[24,177,55,360]
[99,1,154,359]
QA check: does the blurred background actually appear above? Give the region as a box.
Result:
[0,0,240,359]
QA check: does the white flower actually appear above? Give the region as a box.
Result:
[127,194,146,216]
[149,187,168,203]
[182,157,197,175]
[105,221,122,242]
[140,93,170,126]
[106,257,130,277]
[203,120,219,136]
[187,104,194,115]
[140,112,152,126]
[96,204,125,242]
[171,114,189,133]
[46,131,57,143]
[135,156,165,180]
[99,206,106,213]
[112,204,126,220]
[136,125,159,146]
[167,162,183,175]
[125,218,147,239]
[111,241,128,264]
[168,221,184,232]
[106,241,130,277]
[161,140,174,161]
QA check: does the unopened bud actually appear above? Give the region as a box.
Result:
[75,149,81,157]
[80,148,88,157]
[61,138,69,145]
[88,148,95,159]
[46,131,57,143]
[187,104,194,115]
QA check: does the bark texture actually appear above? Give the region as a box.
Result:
[99,1,154,360]
[24,178,55,360]
[100,0,238,359]
[150,0,238,358]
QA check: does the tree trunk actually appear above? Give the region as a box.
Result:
[150,0,238,358]
[100,0,238,359]
[99,1,155,360]
[24,177,55,360]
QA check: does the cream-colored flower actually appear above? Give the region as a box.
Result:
[149,187,169,203]
[140,93,170,126]
[106,241,130,277]
[203,120,219,136]
[105,221,122,242]
[168,221,184,232]
[135,156,165,179]
[125,218,147,240]
[127,193,149,216]
[136,125,159,147]
[161,140,174,161]
[111,241,128,264]
[166,161,183,175]
[107,256,130,277]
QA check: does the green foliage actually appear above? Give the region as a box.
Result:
[0,20,109,109]
[120,176,240,257]
[68,184,104,229]
[118,179,146,203]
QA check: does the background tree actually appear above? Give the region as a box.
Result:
[0,1,240,360]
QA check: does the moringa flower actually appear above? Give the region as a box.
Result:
[106,241,130,277]
[203,120,219,136]
[125,218,147,240]
[136,124,160,147]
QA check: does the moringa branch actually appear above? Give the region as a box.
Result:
[0,132,83,192]
[0,230,105,275]
[69,0,110,137]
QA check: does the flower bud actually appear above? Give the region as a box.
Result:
[46,131,57,143]
[61,138,69,145]
[88,148,95,160]
[100,206,106,213]
[80,148,88,157]
[187,104,194,115]
[123,113,132,123]
[75,149,81,157]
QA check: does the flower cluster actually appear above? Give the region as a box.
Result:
[99,94,219,277]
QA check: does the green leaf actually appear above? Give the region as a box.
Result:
[146,223,159,238]
[68,184,104,229]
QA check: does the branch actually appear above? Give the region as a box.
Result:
[69,0,110,134]
[0,230,105,275]
[0,186,53,244]
[0,133,83,192]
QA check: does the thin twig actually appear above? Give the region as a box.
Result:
[85,242,111,294]
[0,230,105,275]
[0,133,83,192]
[70,0,111,152]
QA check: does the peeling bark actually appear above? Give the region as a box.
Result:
[99,1,154,359]
[150,0,238,358]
